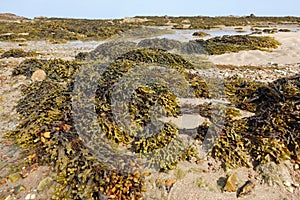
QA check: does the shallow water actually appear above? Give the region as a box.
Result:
[154,29,252,42]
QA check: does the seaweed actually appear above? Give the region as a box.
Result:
[196,35,281,55]
[1,16,298,42]
[0,48,39,58]
[12,58,82,81]
[5,77,145,199]
[197,74,300,169]
[89,41,137,60]
[137,38,183,51]
[192,31,210,37]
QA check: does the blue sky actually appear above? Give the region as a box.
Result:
[0,0,299,19]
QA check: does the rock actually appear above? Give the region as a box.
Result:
[4,195,12,200]
[284,181,292,187]
[237,180,255,198]
[286,186,294,193]
[13,184,26,195]
[224,174,238,192]
[25,193,36,200]
[8,172,21,183]
[0,177,7,186]
[256,162,293,187]
[31,69,46,82]
[37,177,53,192]
[165,179,176,193]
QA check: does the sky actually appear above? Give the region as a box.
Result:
[0,0,299,19]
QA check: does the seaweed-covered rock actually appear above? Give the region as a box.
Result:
[192,31,210,37]
[12,58,82,81]
[137,38,183,51]
[181,40,207,55]
[196,35,281,55]
[116,48,193,70]
[0,48,38,58]
[74,51,89,60]
[89,41,137,60]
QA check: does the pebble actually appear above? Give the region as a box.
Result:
[4,195,12,200]
[31,69,46,82]
[8,173,21,183]
[25,193,36,200]
[236,180,255,198]
[37,177,53,192]
[284,181,292,187]
[224,174,238,192]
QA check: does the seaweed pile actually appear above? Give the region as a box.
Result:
[137,38,183,51]
[87,34,281,63]
[0,18,135,42]
[196,35,281,55]
[196,74,300,169]
[89,41,137,60]
[0,15,299,42]
[12,58,82,81]
[6,48,205,199]
[134,15,300,30]
[0,48,39,58]
[94,48,200,171]
[5,37,299,199]
[192,31,210,37]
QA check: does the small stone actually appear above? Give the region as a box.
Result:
[294,164,299,170]
[0,177,7,185]
[165,179,176,187]
[43,132,51,138]
[31,69,46,82]
[25,194,31,200]
[4,195,12,200]
[224,174,238,192]
[165,179,176,193]
[286,186,294,193]
[25,193,36,200]
[8,173,21,183]
[237,180,255,198]
[37,177,53,192]
[284,181,292,187]
[13,184,26,195]
[292,183,299,187]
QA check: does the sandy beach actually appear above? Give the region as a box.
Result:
[0,22,300,200]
